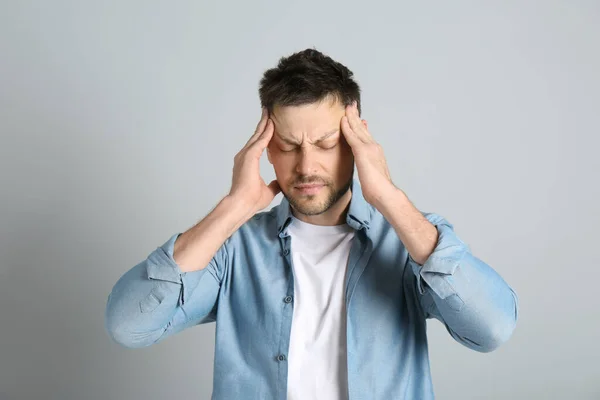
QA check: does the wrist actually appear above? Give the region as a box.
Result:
[220,195,255,227]
[371,184,404,213]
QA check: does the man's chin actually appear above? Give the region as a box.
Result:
[283,178,352,216]
[291,203,328,216]
[285,188,331,216]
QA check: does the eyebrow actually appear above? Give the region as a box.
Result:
[278,129,340,145]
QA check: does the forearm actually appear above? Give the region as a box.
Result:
[405,213,518,352]
[105,197,247,347]
[374,185,518,351]
[105,260,184,347]
[174,195,252,272]
[414,249,518,352]
[373,186,438,265]
[105,233,223,348]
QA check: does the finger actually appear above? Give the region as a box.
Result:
[250,119,274,155]
[346,104,371,143]
[340,116,361,148]
[255,107,269,134]
[259,119,274,142]
[244,108,270,148]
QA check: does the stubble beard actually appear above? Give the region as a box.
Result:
[285,173,353,216]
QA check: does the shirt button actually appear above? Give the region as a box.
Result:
[282,248,290,256]
[277,354,287,362]
[284,296,293,303]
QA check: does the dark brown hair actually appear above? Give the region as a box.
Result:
[259,48,362,115]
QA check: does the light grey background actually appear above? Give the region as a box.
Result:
[1,1,598,399]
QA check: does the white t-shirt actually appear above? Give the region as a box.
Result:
[286,215,355,400]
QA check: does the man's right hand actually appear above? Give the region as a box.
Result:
[228,108,281,214]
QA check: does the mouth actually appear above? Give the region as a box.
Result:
[294,183,325,195]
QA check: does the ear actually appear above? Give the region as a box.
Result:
[362,119,368,130]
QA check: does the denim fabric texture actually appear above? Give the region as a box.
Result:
[105,179,518,399]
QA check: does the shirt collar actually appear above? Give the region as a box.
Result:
[276,178,372,237]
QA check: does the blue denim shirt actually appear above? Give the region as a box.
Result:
[105,179,518,399]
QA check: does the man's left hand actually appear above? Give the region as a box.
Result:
[341,101,396,206]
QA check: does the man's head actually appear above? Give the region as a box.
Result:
[259,48,364,217]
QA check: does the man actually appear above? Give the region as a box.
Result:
[105,48,518,399]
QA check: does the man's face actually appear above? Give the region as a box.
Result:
[267,98,355,216]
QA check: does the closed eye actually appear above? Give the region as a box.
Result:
[279,142,338,152]
[280,144,336,152]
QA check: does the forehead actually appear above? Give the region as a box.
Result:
[271,98,345,139]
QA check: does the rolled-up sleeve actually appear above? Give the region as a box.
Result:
[104,233,226,349]
[408,213,519,353]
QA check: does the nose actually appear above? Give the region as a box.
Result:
[295,147,318,176]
